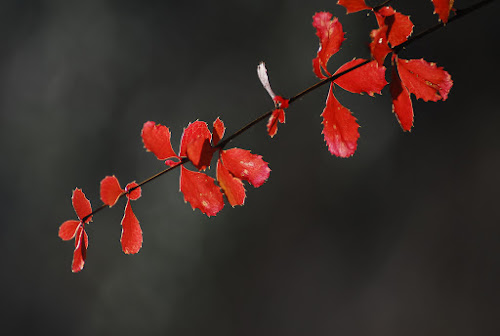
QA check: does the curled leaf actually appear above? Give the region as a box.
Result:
[375,6,414,47]
[72,188,92,223]
[312,12,345,79]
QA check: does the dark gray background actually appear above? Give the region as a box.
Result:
[1,0,499,335]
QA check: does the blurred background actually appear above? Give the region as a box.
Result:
[1,0,499,335]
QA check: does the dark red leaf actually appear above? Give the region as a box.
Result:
[370,26,392,66]
[59,220,80,241]
[216,159,246,207]
[397,58,453,102]
[125,182,142,201]
[120,199,143,254]
[334,59,387,96]
[100,176,124,207]
[180,166,224,217]
[141,121,178,161]
[321,83,360,157]
[432,0,454,23]
[212,118,225,146]
[72,188,92,223]
[390,65,414,131]
[220,148,270,188]
[375,6,414,47]
[267,109,286,138]
[312,12,345,79]
[337,0,371,13]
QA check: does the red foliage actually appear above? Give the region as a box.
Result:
[432,0,455,23]
[374,6,414,47]
[58,188,92,273]
[321,84,360,157]
[100,176,143,254]
[337,0,371,13]
[334,59,387,96]
[312,12,345,79]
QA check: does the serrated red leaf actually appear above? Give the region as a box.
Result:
[141,121,178,161]
[72,226,88,273]
[334,59,387,96]
[179,121,212,157]
[220,148,270,188]
[390,65,414,131]
[125,182,141,201]
[212,118,225,146]
[59,220,81,241]
[397,58,453,102]
[312,12,345,79]
[216,159,246,207]
[370,26,392,66]
[267,109,286,138]
[100,176,124,207]
[186,137,215,170]
[120,199,143,254]
[432,0,454,23]
[180,166,224,217]
[72,188,92,223]
[337,0,371,13]
[321,83,360,157]
[375,6,414,47]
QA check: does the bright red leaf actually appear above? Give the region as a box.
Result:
[337,0,371,13]
[141,121,178,161]
[312,12,345,79]
[121,199,142,254]
[321,83,360,157]
[267,109,286,138]
[396,58,453,102]
[334,59,387,96]
[390,64,414,131]
[180,121,214,170]
[375,6,414,47]
[59,188,93,273]
[220,148,270,188]
[216,159,246,207]
[100,175,123,207]
[432,0,454,23]
[180,166,224,216]
[212,117,225,146]
[370,25,392,66]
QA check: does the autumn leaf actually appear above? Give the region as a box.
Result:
[334,59,387,96]
[141,121,178,161]
[375,6,414,47]
[180,166,224,216]
[220,148,271,188]
[321,83,360,157]
[100,175,123,207]
[312,12,345,79]
[216,159,246,207]
[337,0,371,13]
[180,121,214,170]
[432,0,455,23]
[390,64,414,131]
[370,25,392,66]
[396,58,453,102]
[121,199,142,254]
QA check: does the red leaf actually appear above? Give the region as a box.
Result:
[179,121,212,156]
[120,199,143,254]
[273,96,289,109]
[432,0,454,23]
[334,59,387,96]
[375,6,414,47]
[397,58,453,102]
[390,65,414,131]
[125,182,142,201]
[321,83,360,157]
[216,159,246,207]
[337,0,371,13]
[141,121,178,161]
[220,148,271,188]
[100,176,124,207]
[312,12,345,79]
[59,220,80,241]
[212,117,225,146]
[186,137,215,170]
[370,26,392,66]
[267,109,286,138]
[72,226,88,273]
[180,166,224,216]
[72,188,92,223]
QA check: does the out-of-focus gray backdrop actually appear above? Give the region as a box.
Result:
[1,0,499,335]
